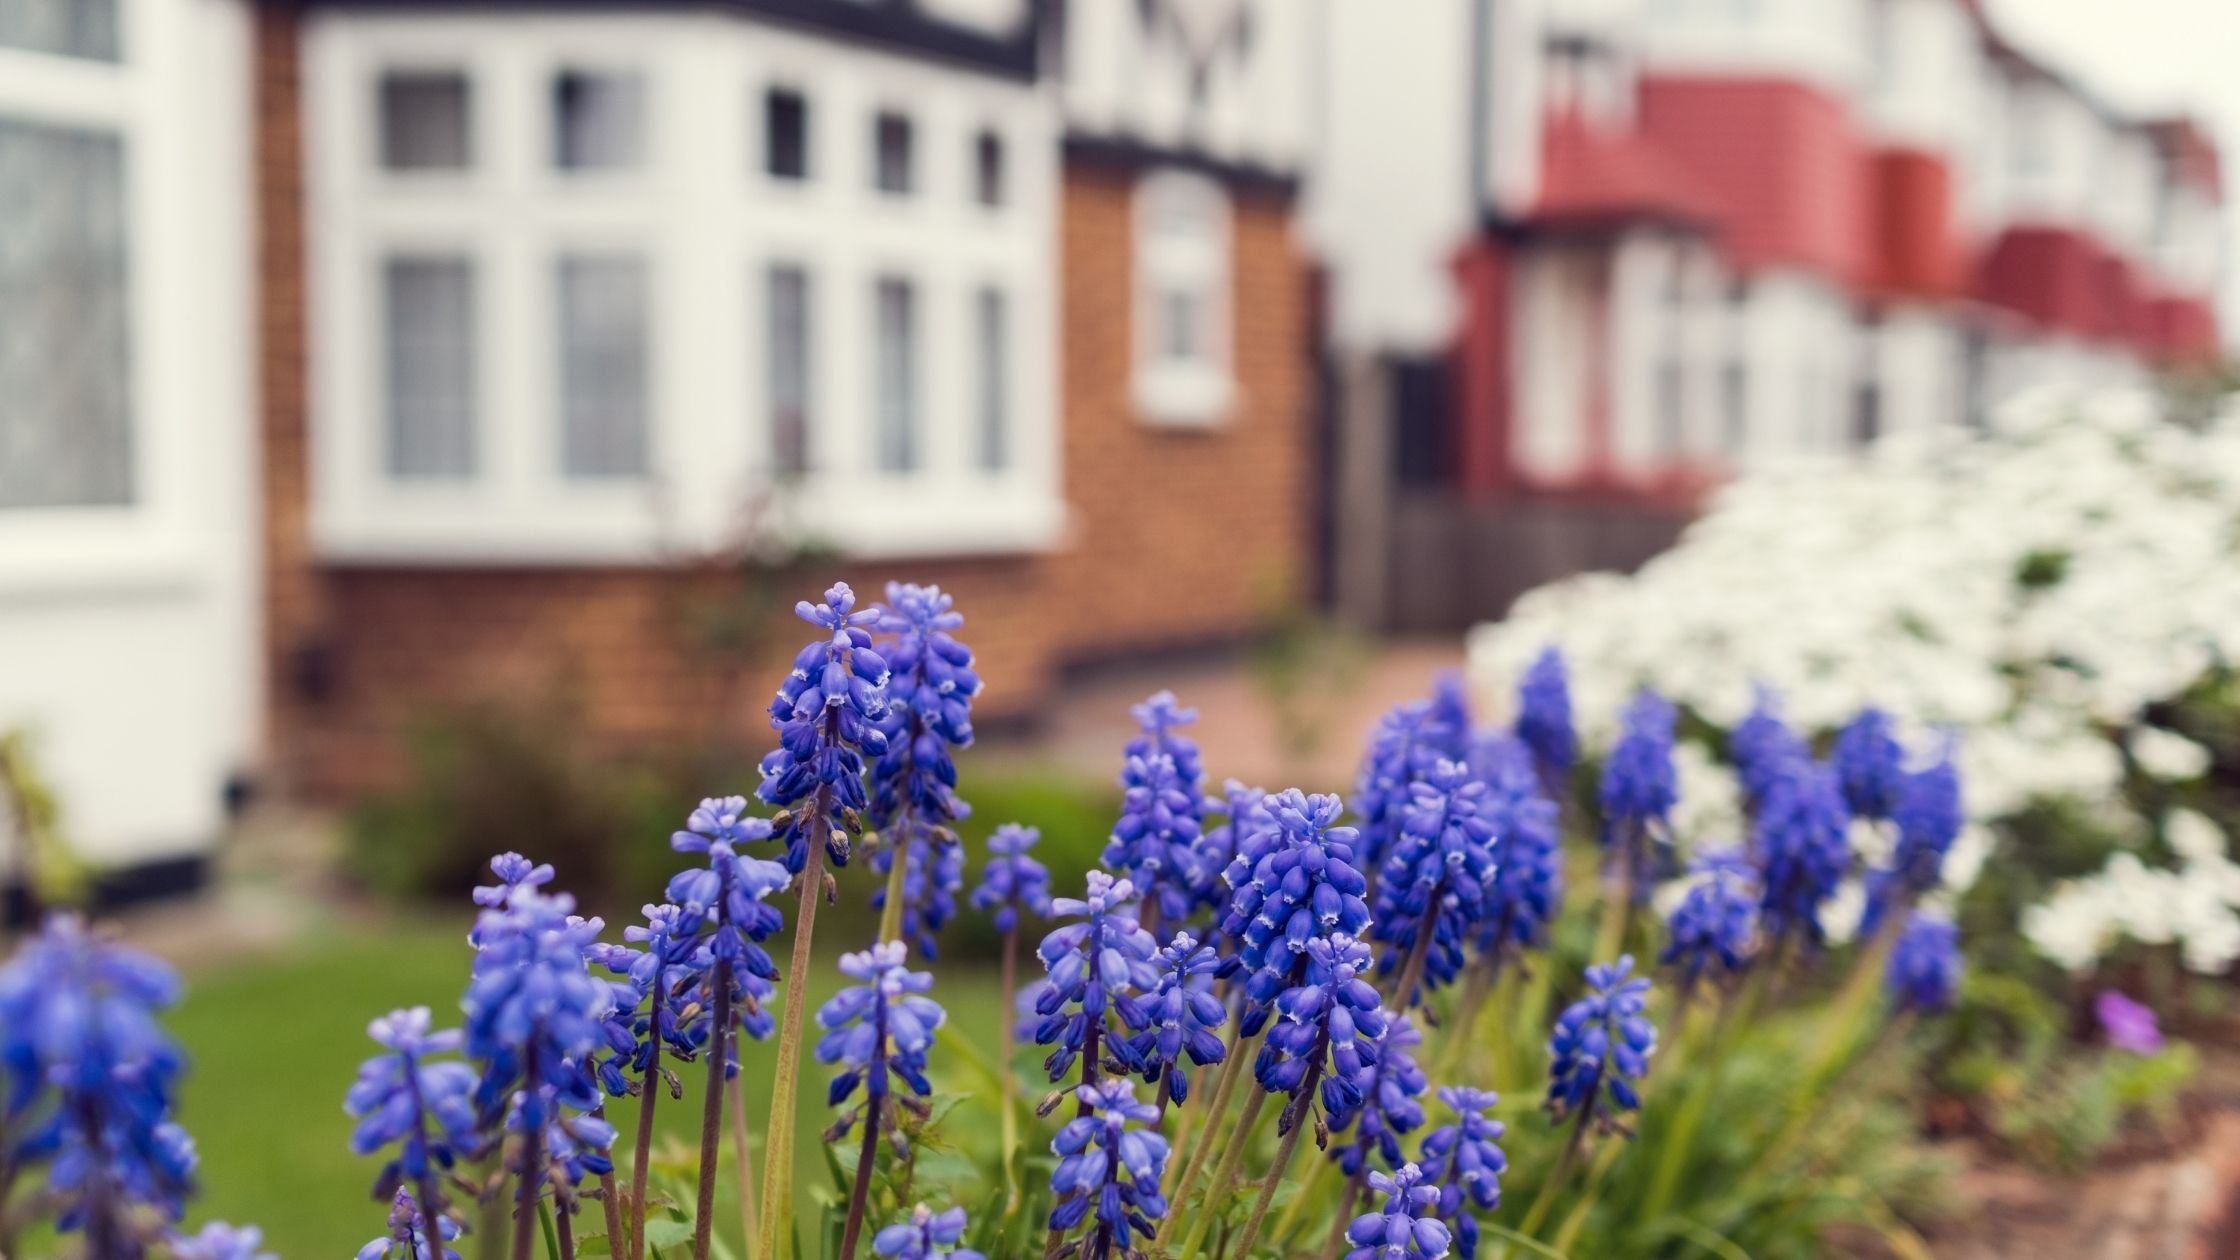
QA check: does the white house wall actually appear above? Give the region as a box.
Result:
[0,0,258,869]
[1059,0,1310,173]
[1635,0,1873,99]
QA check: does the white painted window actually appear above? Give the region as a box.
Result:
[1132,167,1233,426]
[307,11,1064,561]
[0,0,118,61]
[973,127,1004,207]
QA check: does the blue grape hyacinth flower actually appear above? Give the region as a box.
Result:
[1730,689,1807,808]
[1259,934,1390,1134]
[344,1006,479,1212]
[1114,931,1227,1105]
[1219,789,1373,1033]
[1343,1163,1452,1260]
[1103,691,1209,926]
[1047,1079,1170,1252]
[1330,1015,1428,1178]
[1598,691,1679,896]
[1472,740,1564,959]
[0,913,198,1253]
[816,941,946,1131]
[1546,956,1657,1132]
[1751,756,1853,947]
[872,1204,986,1260]
[968,822,1052,934]
[1373,759,1500,1002]
[868,581,981,834]
[1515,646,1578,791]
[1356,701,1465,873]
[1660,849,1760,987]
[872,829,966,961]
[1419,1086,1506,1259]
[356,1188,462,1260]
[1033,871,1159,1082]
[1832,708,1907,822]
[1890,748,1963,895]
[1885,914,1962,1014]
[758,582,892,870]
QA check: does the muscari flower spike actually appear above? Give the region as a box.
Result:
[969,822,1052,935]
[869,582,980,833]
[356,1188,462,1260]
[1356,700,1468,872]
[758,582,892,871]
[1419,1086,1506,1260]
[1343,1163,1452,1260]
[1832,707,1907,822]
[1661,849,1760,987]
[344,1006,479,1209]
[817,941,946,1140]
[1471,738,1564,958]
[168,1222,275,1260]
[1219,789,1373,1033]
[1730,689,1807,808]
[1515,647,1578,790]
[0,913,197,1253]
[587,901,723,1094]
[1103,692,1210,925]
[1113,932,1227,1105]
[1885,914,1962,1014]
[1598,691,1679,892]
[1258,933,1390,1135]
[1033,871,1159,1082]
[1330,1014,1428,1178]
[1890,746,1963,895]
[1372,759,1501,1002]
[1047,1078,1170,1253]
[1545,956,1657,1132]
[872,1204,986,1260]
[1750,756,1853,947]
[872,830,967,960]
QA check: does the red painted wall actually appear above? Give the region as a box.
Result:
[1451,240,1512,497]
[1867,147,1963,300]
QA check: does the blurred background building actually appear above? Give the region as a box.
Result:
[0,0,2227,888]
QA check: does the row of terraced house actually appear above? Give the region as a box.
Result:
[0,0,2225,888]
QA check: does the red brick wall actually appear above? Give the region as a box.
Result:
[252,8,1313,797]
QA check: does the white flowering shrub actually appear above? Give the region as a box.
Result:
[1469,386,2240,978]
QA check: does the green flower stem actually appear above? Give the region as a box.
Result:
[1175,1084,1271,1260]
[691,960,734,1260]
[1512,1092,1596,1248]
[998,926,1022,1212]
[1314,1169,1368,1260]
[1267,1138,1334,1246]
[756,788,834,1260]
[875,829,909,947]
[1228,1056,1327,1260]
[1550,1134,1628,1254]
[1159,1021,1259,1234]
[728,1074,758,1249]
[1592,836,1638,966]
[629,1058,659,1260]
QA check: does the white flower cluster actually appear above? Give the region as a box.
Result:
[1468,386,2240,973]
[2024,810,2240,975]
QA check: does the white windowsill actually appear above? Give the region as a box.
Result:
[1133,366,1236,429]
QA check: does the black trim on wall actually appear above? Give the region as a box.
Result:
[288,0,1039,80]
[3,855,211,929]
[1062,134,1299,200]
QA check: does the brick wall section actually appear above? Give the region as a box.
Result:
[252,11,1312,797]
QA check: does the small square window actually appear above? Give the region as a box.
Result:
[973,129,1004,207]
[554,70,645,172]
[379,71,471,172]
[765,88,808,180]
[0,0,119,61]
[873,111,913,195]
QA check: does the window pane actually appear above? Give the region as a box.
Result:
[874,112,913,195]
[0,117,131,509]
[766,264,811,476]
[975,287,1007,472]
[557,255,649,479]
[1160,288,1202,363]
[874,277,917,473]
[973,129,1004,207]
[765,88,808,180]
[554,71,645,171]
[384,257,476,480]
[380,72,471,172]
[0,0,118,61]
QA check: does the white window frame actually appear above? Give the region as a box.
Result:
[1131,166,1235,428]
[306,10,1063,563]
[0,0,237,594]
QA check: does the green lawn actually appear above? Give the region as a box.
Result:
[166,915,1015,1258]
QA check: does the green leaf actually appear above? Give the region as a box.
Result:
[1672,1218,1751,1260]
[538,1201,560,1260]
[1474,1223,1570,1260]
[642,1217,696,1250]
[575,1233,614,1257]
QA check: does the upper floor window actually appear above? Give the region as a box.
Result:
[0,0,118,61]
[764,87,808,181]
[380,71,471,172]
[1132,168,1232,426]
[0,117,131,509]
[554,69,645,172]
[973,128,1004,207]
[873,110,913,195]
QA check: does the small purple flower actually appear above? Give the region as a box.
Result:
[1598,692,1678,898]
[1372,760,1501,1002]
[1258,934,1390,1134]
[1731,689,1806,807]
[969,823,1052,934]
[869,582,981,834]
[1343,1163,1452,1260]
[1330,1014,1428,1177]
[1114,932,1227,1104]
[167,1222,274,1260]
[1471,740,1564,957]
[1047,1079,1169,1250]
[1103,692,1209,924]
[1033,872,1159,1082]
[1884,915,1962,1014]
[757,582,892,870]
[816,942,945,1121]
[872,1203,986,1260]
[1751,756,1852,946]
[1546,956,1656,1129]
[1419,1087,1506,1259]
[1890,747,1963,894]
[474,853,555,908]
[1357,701,1467,872]
[357,1188,462,1260]
[1832,708,1907,822]
[1219,789,1373,1033]
[1661,850,1759,985]
[344,1006,479,1209]
[1515,647,1577,789]
[2095,990,2165,1055]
